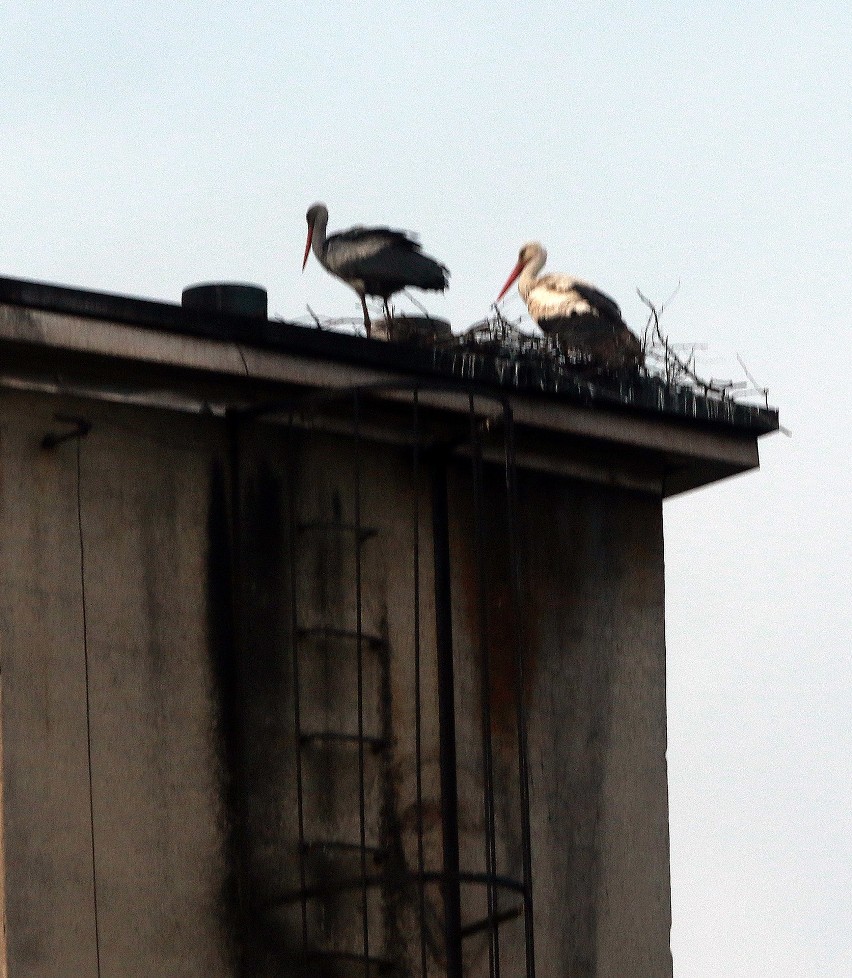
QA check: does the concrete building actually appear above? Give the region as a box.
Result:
[0,276,778,978]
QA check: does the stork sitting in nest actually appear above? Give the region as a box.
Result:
[496,241,643,369]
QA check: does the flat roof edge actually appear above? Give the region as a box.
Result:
[0,273,779,437]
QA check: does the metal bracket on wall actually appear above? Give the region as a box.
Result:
[40,413,92,450]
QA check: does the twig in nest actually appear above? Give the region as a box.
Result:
[661,280,681,313]
[306,305,323,329]
[736,354,770,408]
[402,289,431,319]
[636,290,776,407]
[638,288,741,397]
[299,310,367,332]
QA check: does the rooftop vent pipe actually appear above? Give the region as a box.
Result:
[182,282,268,319]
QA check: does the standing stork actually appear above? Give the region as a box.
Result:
[302,203,449,337]
[496,241,643,368]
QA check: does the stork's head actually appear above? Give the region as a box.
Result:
[496,241,547,302]
[518,242,547,268]
[303,202,329,269]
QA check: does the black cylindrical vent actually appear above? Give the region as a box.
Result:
[182,283,268,319]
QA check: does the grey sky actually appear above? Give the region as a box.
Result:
[2,2,850,974]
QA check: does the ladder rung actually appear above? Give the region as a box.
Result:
[266,875,383,906]
[296,626,386,649]
[460,902,525,939]
[299,731,388,753]
[298,520,378,543]
[302,840,386,862]
[307,950,396,974]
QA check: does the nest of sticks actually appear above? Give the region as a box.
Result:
[454,296,769,406]
[296,292,769,407]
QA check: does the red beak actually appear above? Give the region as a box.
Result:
[302,224,314,270]
[496,261,523,302]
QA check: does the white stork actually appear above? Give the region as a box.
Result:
[303,203,449,337]
[496,241,643,368]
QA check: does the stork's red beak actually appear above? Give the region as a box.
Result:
[496,261,523,302]
[302,224,314,270]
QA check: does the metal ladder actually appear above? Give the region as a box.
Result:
[272,387,535,978]
[285,394,396,978]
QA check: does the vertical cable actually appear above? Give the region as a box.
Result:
[470,396,500,978]
[75,437,102,978]
[352,390,370,978]
[432,456,462,978]
[411,390,429,978]
[287,418,310,954]
[502,402,536,978]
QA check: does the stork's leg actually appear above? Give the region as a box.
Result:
[359,294,371,337]
[383,298,392,322]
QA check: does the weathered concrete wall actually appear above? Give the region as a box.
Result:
[0,391,235,977]
[516,474,672,978]
[0,676,7,978]
[0,387,672,978]
[446,465,672,978]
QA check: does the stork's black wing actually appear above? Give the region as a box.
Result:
[569,280,623,324]
[326,227,449,294]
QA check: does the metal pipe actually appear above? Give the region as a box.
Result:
[432,456,463,978]
[470,396,501,978]
[411,391,429,978]
[286,419,310,954]
[353,390,371,978]
[503,402,537,978]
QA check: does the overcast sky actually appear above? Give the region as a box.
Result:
[2,2,850,974]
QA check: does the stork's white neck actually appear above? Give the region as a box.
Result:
[518,245,547,301]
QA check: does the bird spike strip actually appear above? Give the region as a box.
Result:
[293,303,770,408]
[457,306,770,408]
